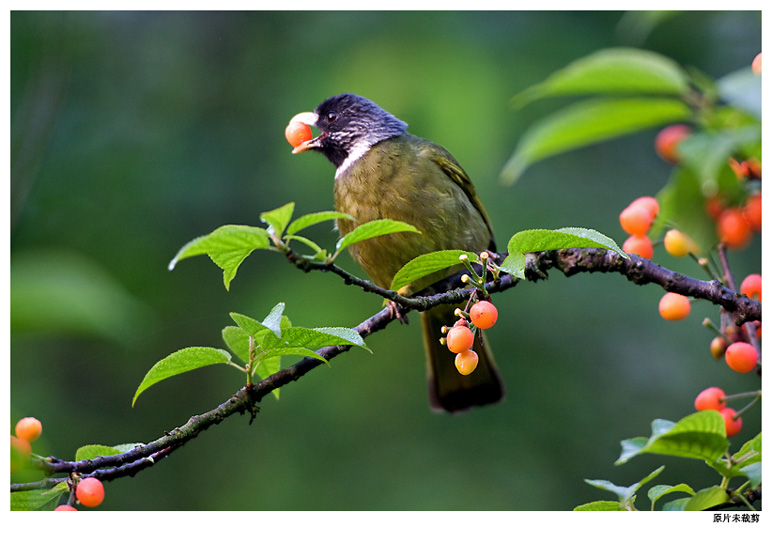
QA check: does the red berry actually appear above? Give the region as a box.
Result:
[619,205,654,236]
[705,195,725,220]
[720,407,743,437]
[469,300,498,329]
[454,349,479,376]
[446,325,475,354]
[694,387,726,411]
[725,342,758,373]
[284,121,313,148]
[75,478,105,508]
[655,124,691,164]
[658,292,691,321]
[717,208,752,250]
[55,505,78,511]
[740,274,761,301]
[710,336,728,359]
[622,234,653,259]
[15,417,42,443]
[629,196,660,218]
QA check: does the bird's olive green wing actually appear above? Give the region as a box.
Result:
[429,147,496,251]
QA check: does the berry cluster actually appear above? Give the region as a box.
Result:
[443,300,499,375]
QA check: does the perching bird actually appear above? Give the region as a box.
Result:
[289,93,504,412]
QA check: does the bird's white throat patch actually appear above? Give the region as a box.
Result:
[335,140,373,180]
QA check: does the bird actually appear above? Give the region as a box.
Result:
[288,93,504,412]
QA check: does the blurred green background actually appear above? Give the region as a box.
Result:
[10,11,761,510]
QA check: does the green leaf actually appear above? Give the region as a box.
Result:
[260,202,295,237]
[512,47,689,108]
[740,462,761,488]
[501,98,691,184]
[286,210,354,236]
[261,302,286,337]
[390,250,477,292]
[168,225,272,290]
[260,346,329,364]
[615,411,729,465]
[661,497,692,511]
[230,309,284,341]
[284,234,326,259]
[648,483,695,510]
[132,347,232,406]
[584,465,664,505]
[335,219,420,255]
[75,444,123,461]
[683,485,729,511]
[573,500,626,511]
[254,355,282,400]
[10,485,68,511]
[501,227,626,279]
[281,326,370,353]
[222,325,251,364]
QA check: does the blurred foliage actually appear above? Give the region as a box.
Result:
[10,11,761,510]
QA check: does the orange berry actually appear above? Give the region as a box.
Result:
[622,234,653,259]
[663,229,695,257]
[469,300,498,329]
[694,387,726,411]
[752,52,761,75]
[15,417,42,443]
[619,205,654,236]
[658,292,691,321]
[454,349,479,376]
[629,196,660,218]
[725,342,758,373]
[740,274,761,301]
[55,505,78,511]
[710,336,728,359]
[743,193,761,231]
[446,325,475,354]
[720,407,743,437]
[284,121,313,148]
[76,477,105,508]
[717,207,752,250]
[655,124,691,164]
[745,157,761,179]
[11,435,31,473]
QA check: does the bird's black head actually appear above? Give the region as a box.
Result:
[289,93,408,170]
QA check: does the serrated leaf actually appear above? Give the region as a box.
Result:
[584,478,635,501]
[335,219,420,255]
[11,487,68,511]
[501,227,626,279]
[132,347,232,406]
[615,411,729,465]
[648,483,695,510]
[230,310,283,341]
[168,225,271,290]
[261,302,286,337]
[281,326,370,352]
[260,202,295,237]
[501,98,691,184]
[254,355,282,400]
[222,325,251,364]
[661,497,691,511]
[390,250,478,292]
[683,485,729,511]
[286,210,354,236]
[512,47,689,108]
[573,500,626,511]
[75,444,123,461]
[261,346,329,364]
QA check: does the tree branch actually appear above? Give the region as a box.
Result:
[14,245,760,493]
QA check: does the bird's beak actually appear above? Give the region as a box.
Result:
[289,111,322,154]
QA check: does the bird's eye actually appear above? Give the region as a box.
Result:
[326,112,338,123]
